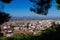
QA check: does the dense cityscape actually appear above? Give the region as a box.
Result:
[0,20,60,37]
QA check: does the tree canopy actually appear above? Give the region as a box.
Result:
[0,0,13,3]
[0,12,11,25]
[30,0,60,15]
[56,0,60,10]
[0,0,13,25]
[30,0,52,15]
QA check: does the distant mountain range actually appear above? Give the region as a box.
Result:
[10,16,60,20]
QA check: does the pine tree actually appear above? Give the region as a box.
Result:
[30,0,52,15]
